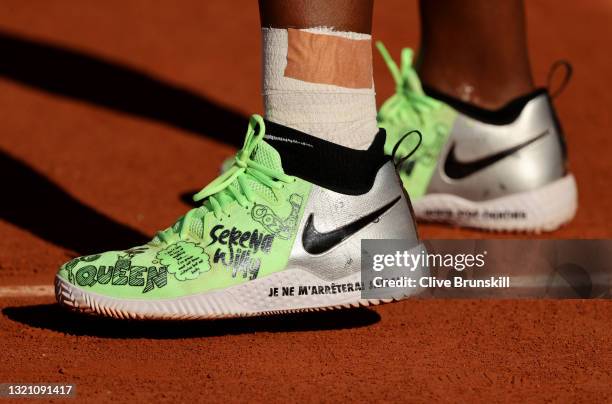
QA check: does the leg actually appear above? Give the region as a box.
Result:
[418,0,534,109]
[259,0,377,149]
[259,0,372,32]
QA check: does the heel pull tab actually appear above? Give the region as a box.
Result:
[547,60,573,99]
[391,130,422,174]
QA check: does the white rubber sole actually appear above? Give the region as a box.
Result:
[413,174,578,233]
[55,253,428,320]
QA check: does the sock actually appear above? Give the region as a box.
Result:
[262,27,378,150]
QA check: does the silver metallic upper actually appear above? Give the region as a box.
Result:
[288,161,419,281]
[426,93,567,201]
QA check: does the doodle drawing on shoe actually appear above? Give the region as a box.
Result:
[376,42,577,232]
[55,115,426,320]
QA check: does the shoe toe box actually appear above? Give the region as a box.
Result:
[56,246,170,298]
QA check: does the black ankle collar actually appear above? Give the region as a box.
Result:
[263,120,389,195]
[423,85,549,125]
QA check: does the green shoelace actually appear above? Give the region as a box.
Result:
[157,115,295,242]
[376,42,448,169]
[376,42,442,128]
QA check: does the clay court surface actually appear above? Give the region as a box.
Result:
[0,1,610,402]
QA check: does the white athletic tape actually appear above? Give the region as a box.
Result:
[262,27,377,150]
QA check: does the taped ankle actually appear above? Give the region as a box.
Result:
[262,27,378,150]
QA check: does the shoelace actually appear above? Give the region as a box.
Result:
[157,115,295,243]
[376,41,441,128]
[376,41,447,170]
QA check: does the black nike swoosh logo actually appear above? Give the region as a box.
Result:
[302,196,401,255]
[444,129,550,179]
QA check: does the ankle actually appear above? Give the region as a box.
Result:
[418,66,535,110]
[262,27,378,150]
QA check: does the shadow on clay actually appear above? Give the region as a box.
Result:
[2,304,381,339]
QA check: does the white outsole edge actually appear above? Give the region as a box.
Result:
[55,263,426,321]
[413,175,578,233]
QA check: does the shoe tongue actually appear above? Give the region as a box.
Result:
[234,140,284,205]
[150,140,285,244]
[252,140,284,171]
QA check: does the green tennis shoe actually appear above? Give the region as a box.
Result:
[56,115,425,319]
